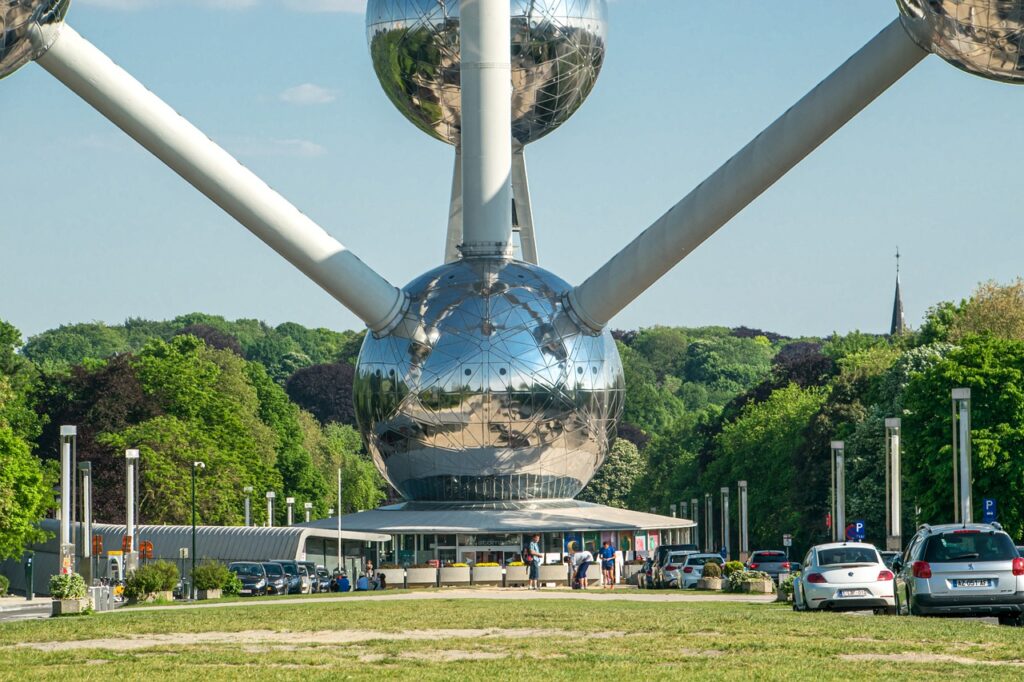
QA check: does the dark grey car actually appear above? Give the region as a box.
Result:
[894,523,1024,626]
[746,550,792,581]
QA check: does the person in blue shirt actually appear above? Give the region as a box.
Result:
[599,541,616,590]
[338,574,351,592]
[527,534,542,590]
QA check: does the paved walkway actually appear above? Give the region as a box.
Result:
[117,588,778,615]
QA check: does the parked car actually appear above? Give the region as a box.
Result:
[296,564,313,594]
[653,544,699,587]
[228,562,268,596]
[298,561,321,593]
[879,551,901,570]
[315,566,332,592]
[746,550,792,582]
[792,542,895,614]
[271,560,304,594]
[261,562,288,595]
[893,523,1024,626]
[679,553,724,589]
[789,561,803,574]
[659,551,700,588]
[638,558,656,589]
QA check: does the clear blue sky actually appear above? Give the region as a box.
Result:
[2,0,1022,340]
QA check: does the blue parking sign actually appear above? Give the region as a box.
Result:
[983,498,997,523]
[849,520,866,541]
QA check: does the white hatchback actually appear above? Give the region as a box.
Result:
[793,542,896,614]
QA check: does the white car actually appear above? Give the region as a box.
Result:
[679,553,724,589]
[660,551,702,587]
[793,542,896,614]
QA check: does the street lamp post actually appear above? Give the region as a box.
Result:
[831,441,846,541]
[79,461,93,581]
[884,418,902,550]
[191,461,205,600]
[690,497,699,549]
[286,497,295,526]
[720,486,730,561]
[125,449,140,572]
[952,388,973,523]
[266,491,276,528]
[304,502,313,524]
[738,480,749,562]
[243,486,253,527]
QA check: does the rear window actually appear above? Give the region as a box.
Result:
[816,547,879,566]
[751,552,787,562]
[687,555,722,566]
[924,532,1017,563]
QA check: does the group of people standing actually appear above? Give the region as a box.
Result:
[524,534,617,590]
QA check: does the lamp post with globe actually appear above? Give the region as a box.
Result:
[191,461,205,600]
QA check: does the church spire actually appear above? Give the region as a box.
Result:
[890,248,907,336]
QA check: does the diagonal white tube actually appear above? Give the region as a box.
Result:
[32,24,405,332]
[459,0,513,258]
[568,19,928,330]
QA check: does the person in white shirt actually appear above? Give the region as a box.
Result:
[570,548,595,589]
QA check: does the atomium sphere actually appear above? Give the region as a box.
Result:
[354,258,624,502]
[898,0,1024,83]
[0,0,69,80]
[366,0,607,146]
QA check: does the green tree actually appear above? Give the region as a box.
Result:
[0,425,55,560]
[578,439,643,508]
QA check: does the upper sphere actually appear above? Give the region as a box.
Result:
[353,259,624,502]
[0,0,70,80]
[898,0,1024,83]
[366,0,607,146]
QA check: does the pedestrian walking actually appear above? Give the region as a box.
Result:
[599,540,616,589]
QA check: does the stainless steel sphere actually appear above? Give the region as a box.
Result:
[354,258,624,502]
[898,0,1024,83]
[366,0,607,146]
[0,0,69,80]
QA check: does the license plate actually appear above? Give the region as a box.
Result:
[240,589,252,594]
[955,579,991,588]
[837,589,868,598]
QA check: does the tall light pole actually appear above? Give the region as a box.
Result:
[669,503,677,544]
[304,502,313,524]
[952,388,973,523]
[831,441,846,541]
[286,497,295,526]
[125,449,140,572]
[243,486,253,527]
[737,477,753,557]
[884,418,902,550]
[720,486,730,561]
[704,493,713,553]
[691,497,699,549]
[191,461,205,600]
[59,426,77,575]
[266,491,276,528]
[336,468,343,573]
[79,461,93,581]
[680,500,689,545]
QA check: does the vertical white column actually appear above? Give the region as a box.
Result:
[459,0,513,257]
[832,441,846,540]
[738,480,749,560]
[286,497,295,527]
[243,486,253,527]
[690,498,699,549]
[266,491,275,528]
[59,427,75,570]
[304,502,313,524]
[720,487,730,561]
[952,389,973,524]
[885,418,902,550]
[704,494,713,553]
[337,468,343,572]
[125,449,139,571]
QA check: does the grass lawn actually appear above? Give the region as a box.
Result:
[2,596,1022,680]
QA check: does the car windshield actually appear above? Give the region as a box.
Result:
[298,566,308,576]
[263,564,283,577]
[230,563,262,577]
[924,532,1017,562]
[276,561,297,574]
[817,547,878,566]
[751,552,786,562]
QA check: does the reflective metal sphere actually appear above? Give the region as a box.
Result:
[366,0,607,146]
[898,0,1024,83]
[354,259,624,502]
[0,0,69,80]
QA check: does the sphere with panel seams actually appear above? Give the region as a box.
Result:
[897,0,1024,83]
[353,258,624,502]
[365,0,607,146]
[0,0,70,80]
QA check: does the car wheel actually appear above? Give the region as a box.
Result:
[998,614,1023,627]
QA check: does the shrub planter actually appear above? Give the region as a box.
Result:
[196,589,222,601]
[539,564,569,585]
[52,598,87,616]
[742,580,775,594]
[471,566,503,586]
[439,566,470,586]
[405,568,438,588]
[505,565,529,586]
[696,577,724,590]
[379,568,405,589]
